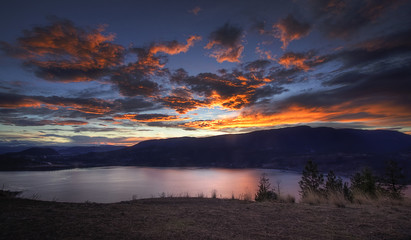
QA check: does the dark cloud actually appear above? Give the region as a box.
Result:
[307,0,403,38]
[160,96,207,114]
[0,92,158,126]
[73,127,117,133]
[0,117,88,127]
[111,71,160,97]
[0,18,124,82]
[273,14,311,49]
[205,23,244,62]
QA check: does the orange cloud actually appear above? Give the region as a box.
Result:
[150,35,201,55]
[277,52,325,71]
[278,53,310,71]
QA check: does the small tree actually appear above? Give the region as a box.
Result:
[350,168,377,197]
[299,160,324,198]
[255,174,277,201]
[379,160,407,199]
[325,170,343,195]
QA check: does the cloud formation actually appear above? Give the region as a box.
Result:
[0,18,124,82]
[278,51,325,71]
[182,29,411,131]
[114,113,186,123]
[273,14,311,49]
[0,92,158,126]
[149,35,202,55]
[163,61,286,113]
[307,0,403,38]
[205,23,244,62]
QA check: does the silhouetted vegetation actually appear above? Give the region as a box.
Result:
[350,167,377,198]
[255,174,277,201]
[298,160,324,199]
[299,160,408,206]
[379,160,407,199]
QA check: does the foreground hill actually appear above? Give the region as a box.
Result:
[1,195,410,240]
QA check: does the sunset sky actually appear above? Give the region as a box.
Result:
[1,0,411,147]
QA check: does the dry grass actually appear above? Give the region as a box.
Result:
[1,193,410,240]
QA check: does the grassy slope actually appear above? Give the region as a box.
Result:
[1,197,410,240]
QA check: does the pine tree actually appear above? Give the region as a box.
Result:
[255,174,277,201]
[299,160,324,198]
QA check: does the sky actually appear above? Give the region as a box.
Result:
[1,0,411,147]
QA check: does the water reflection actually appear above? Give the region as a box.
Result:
[0,167,303,202]
[1,167,409,203]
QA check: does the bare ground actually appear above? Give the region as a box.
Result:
[1,196,410,240]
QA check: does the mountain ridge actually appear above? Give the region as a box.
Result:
[1,126,411,177]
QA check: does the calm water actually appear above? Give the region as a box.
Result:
[1,167,410,203]
[0,167,302,203]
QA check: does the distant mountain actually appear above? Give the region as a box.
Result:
[70,126,411,175]
[55,145,126,155]
[1,126,411,177]
[0,146,124,170]
[20,147,60,156]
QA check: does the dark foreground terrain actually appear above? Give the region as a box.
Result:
[1,195,411,240]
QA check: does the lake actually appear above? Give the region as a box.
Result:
[1,167,410,203]
[0,167,303,202]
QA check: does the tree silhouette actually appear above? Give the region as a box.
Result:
[350,168,377,197]
[255,174,277,201]
[299,160,324,198]
[325,170,343,194]
[380,160,407,199]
